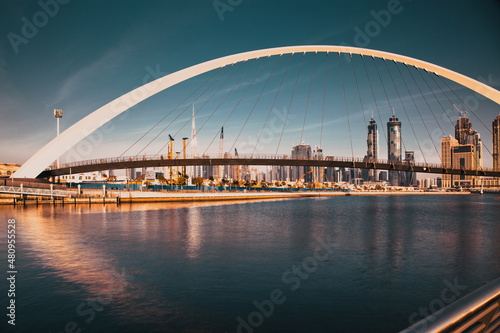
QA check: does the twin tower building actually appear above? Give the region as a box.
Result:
[366,111,416,186]
[366,112,500,188]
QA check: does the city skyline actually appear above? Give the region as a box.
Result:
[1,1,500,168]
[2,3,500,333]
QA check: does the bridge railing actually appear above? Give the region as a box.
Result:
[400,276,500,333]
[47,153,494,173]
[0,185,74,197]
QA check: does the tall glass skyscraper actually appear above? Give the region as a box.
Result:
[366,117,379,182]
[494,115,500,171]
[387,112,402,186]
[455,116,472,144]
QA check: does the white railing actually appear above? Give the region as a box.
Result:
[46,154,495,171]
[47,153,467,172]
[0,186,73,197]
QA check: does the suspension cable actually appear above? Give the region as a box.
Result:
[156,61,247,158]
[320,52,328,148]
[406,66,445,137]
[417,69,455,127]
[437,75,493,136]
[395,62,441,162]
[339,52,354,159]
[350,54,367,129]
[251,54,293,157]
[372,57,407,153]
[430,73,493,158]
[135,65,231,157]
[300,52,317,144]
[201,59,258,156]
[119,67,222,157]
[362,55,387,146]
[229,55,279,154]
[384,59,426,164]
[275,53,304,155]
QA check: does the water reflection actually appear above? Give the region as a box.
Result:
[0,195,499,332]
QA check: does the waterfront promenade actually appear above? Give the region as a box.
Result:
[0,188,470,205]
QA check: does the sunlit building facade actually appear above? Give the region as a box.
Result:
[291,142,312,182]
[441,116,483,188]
[441,136,458,188]
[387,113,402,186]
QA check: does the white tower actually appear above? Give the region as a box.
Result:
[54,109,63,174]
[191,104,199,178]
[191,104,198,158]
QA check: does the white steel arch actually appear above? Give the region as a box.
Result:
[14,45,500,178]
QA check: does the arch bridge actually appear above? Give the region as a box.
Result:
[12,45,500,180]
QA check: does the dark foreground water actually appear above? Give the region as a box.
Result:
[1,194,499,333]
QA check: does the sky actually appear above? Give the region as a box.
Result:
[0,0,499,169]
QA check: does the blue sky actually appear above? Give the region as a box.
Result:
[0,0,499,167]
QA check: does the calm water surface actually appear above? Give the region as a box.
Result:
[1,194,499,332]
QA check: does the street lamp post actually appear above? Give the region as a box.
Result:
[54,109,63,183]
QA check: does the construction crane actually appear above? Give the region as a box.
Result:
[182,137,188,176]
[168,134,174,184]
[295,170,326,188]
[218,127,224,181]
[453,104,467,118]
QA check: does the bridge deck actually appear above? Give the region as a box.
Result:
[38,155,500,179]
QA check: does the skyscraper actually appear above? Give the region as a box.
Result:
[387,112,401,186]
[230,148,240,181]
[456,114,482,186]
[366,116,379,182]
[441,136,458,188]
[401,151,417,187]
[441,114,483,188]
[455,116,472,144]
[291,141,312,182]
[494,115,500,171]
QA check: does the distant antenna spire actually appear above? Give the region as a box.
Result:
[191,103,198,158]
[220,126,224,139]
[392,107,395,117]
